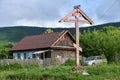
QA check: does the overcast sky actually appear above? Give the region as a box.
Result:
[0,0,119,28]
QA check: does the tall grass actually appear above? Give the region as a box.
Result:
[0,63,120,80]
[0,63,23,71]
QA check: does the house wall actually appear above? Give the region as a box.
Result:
[50,50,75,65]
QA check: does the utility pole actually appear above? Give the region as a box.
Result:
[59,5,94,66]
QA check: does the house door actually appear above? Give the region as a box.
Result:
[40,53,44,59]
[43,52,51,66]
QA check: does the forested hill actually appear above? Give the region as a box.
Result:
[0,22,120,42]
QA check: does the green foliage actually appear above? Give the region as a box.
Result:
[44,28,54,34]
[0,63,23,71]
[0,42,14,59]
[62,59,75,66]
[80,26,120,63]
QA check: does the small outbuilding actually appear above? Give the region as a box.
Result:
[11,31,76,66]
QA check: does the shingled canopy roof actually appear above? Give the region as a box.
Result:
[11,31,75,52]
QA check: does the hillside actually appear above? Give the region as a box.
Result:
[0,22,120,43]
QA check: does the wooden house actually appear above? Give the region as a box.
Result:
[11,31,76,66]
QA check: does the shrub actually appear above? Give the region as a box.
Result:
[62,59,75,66]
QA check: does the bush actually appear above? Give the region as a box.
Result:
[62,59,75,66]
[62,59,83,66]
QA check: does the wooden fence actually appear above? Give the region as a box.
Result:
[0,59,43,66]
[0,58,68,66]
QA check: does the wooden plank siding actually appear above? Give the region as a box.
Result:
[49,33,75,65]
[53,33,74,47]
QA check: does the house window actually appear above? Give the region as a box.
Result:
[32,54,36,59]
[40,53,43,59]
[17,53,20,59]
[45,52,51,58]
[24,53,26,59]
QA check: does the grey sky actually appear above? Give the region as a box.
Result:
[0,0,120,27]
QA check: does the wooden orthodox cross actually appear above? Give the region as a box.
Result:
[59,5,94,66]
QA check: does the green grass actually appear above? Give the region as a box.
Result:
[0,63,120,80]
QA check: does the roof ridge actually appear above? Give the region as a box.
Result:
[24,31,65,38]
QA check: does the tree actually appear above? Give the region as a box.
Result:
[80,26,120,63]
[44,29,53,34]
[0,42,14,59]
[100,27,120,63]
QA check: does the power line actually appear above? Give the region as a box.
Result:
[99,0,117,21]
